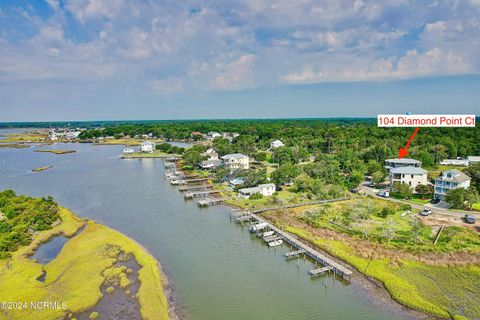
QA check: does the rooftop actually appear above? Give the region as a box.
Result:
[390,167,427,175]
[436,169,471,183]
[259,183,276,188]
[385,158,421,164]
[222,153,248,160]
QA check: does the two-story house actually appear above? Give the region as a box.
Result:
[221,153,249,172]
[434,169,471,200]
[389,166,428,188]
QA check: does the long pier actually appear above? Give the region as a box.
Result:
[231,211,352,281]
[179,185,212,192]
[184,190,221,199]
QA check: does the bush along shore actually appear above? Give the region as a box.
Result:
[0,190,171,320]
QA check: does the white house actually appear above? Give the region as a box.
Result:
[207,132,222,140]
[200,159,223,170]
[258,183,276,196]
[385,158,422,173]
[434,169,471,200]
[238,183,276,199]
[440,159,469,166]
[221,153,249,171]
[389,166,428,189]
[140,141,156,153]
[270,140,285,149]
[204,148,219,160]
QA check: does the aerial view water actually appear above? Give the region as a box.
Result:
[0,133,415,320]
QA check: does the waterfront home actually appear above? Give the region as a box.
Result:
[123,148,135,154]
[385,158,422,173]
[238,183,276,199]
[434,169,471,200]
[204,148,219,160]
[229,178,245,188]
[207,132,222,140]
[191,131,203,139]
[389,166,428,189]
[467,156,480,165]
[440,159,469,166]
[270,140,285,149]
[258,183,276,196]
[222,153,249,171]
[140,141,156,153]
[49,131,58,141]
[200,159,223,170]
[222,132,240,142]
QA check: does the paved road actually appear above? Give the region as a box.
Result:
[359,182,479,219]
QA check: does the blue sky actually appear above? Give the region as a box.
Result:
[0,0,479,121]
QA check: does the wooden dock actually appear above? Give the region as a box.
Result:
[285,249,306,259]
[182,177,209,184]
[197,198,224,207]
[178,185,212,192]
[309,266,333,277]
[233,211,352,280]
[184,190,221,199]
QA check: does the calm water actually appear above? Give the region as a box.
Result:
[31,234,70,264]
[0,135,415,320]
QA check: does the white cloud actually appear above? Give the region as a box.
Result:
[281,47,471,83]
[150,78,184,95]
[0,0,479,99]
[66,0,124,22]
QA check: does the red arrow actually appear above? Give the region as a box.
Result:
[398,127,419,159]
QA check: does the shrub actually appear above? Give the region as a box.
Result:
[249,193,263,200]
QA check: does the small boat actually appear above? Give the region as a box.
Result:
[268,239,283,247]
[261,231,275,238]
[249,222,269,233]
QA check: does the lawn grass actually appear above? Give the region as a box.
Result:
[0,206,169,320]
[225,189,305,209]
[34,149,76,155]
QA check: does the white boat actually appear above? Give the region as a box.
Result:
[249,222,269,233]
[261,231,275,237]
[268,239,283,247]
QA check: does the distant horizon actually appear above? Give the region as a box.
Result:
[2,115,480,126]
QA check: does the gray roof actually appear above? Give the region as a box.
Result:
[437,169,471,183]
[239,187,260,194]
[385,158,421,164]
[390,167,427,175]
[467,156,480,161]
[222,153,248,160]
[200,159,223,166]
[259,183,276,188]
